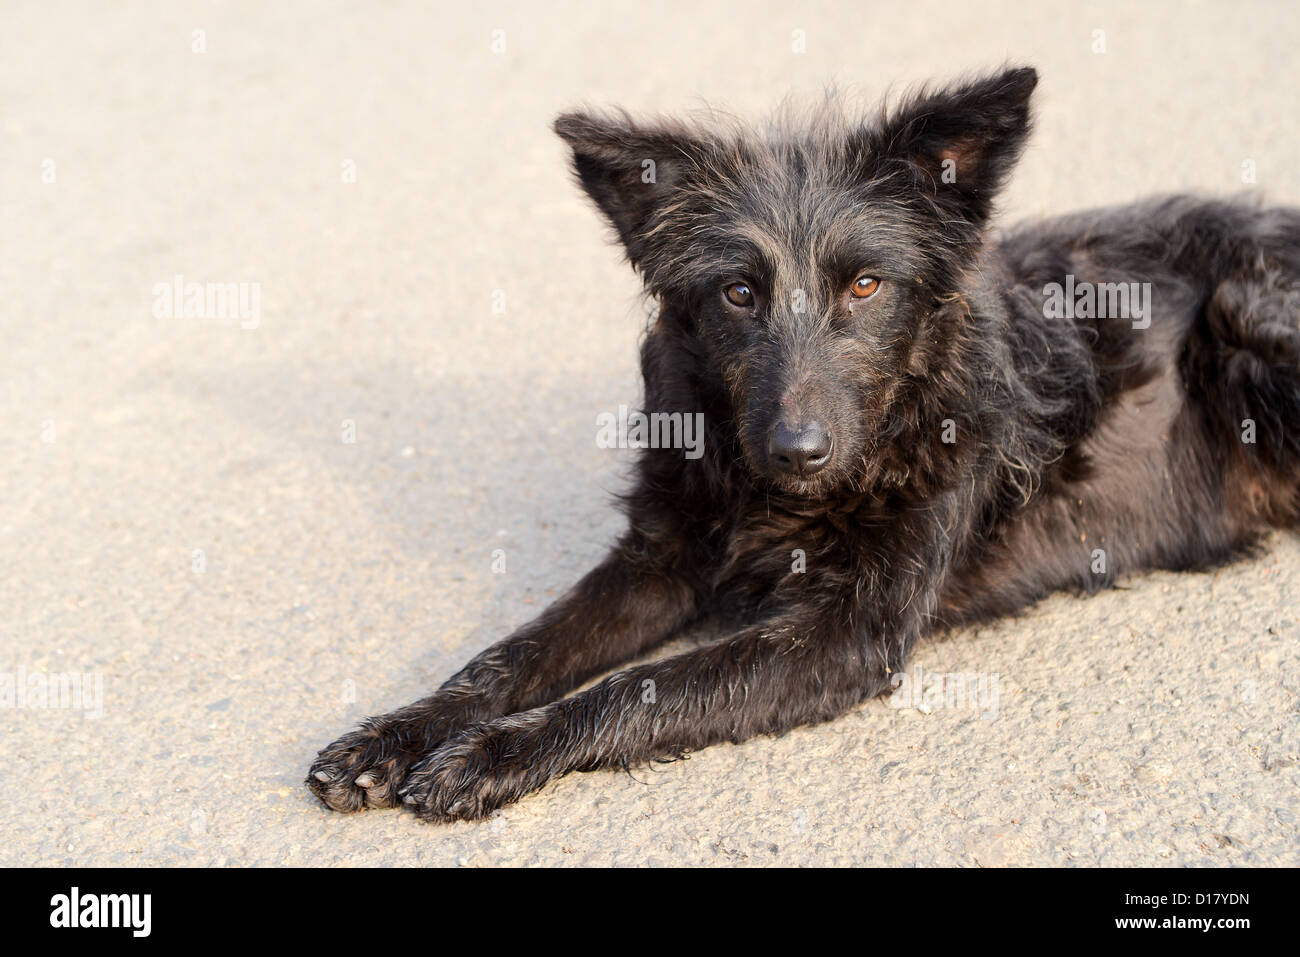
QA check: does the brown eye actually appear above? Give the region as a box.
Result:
[723,282,755,308]
[851,275,880,299]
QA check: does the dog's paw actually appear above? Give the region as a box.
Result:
[307,713,438,812]
[398,713,556,822]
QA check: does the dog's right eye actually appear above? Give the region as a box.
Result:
[723,282,755,309]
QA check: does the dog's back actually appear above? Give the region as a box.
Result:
[938,196,1300,625]
[1003,195,1300,519]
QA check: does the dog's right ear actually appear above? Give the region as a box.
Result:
[554,111,703,268]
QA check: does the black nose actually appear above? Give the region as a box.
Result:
[767,421,833,476]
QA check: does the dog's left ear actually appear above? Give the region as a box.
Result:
[869,66,1037,231]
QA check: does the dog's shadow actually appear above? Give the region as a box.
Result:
[163,354,645,743]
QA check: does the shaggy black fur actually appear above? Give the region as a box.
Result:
[307,67,1300,821]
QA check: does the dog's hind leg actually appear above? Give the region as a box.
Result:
[1193,255,1300,527]
[307,529,700,812]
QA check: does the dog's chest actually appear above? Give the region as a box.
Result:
[710,495,876,596]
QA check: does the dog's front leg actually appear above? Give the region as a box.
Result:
[399,605,905,821]
[307,531,700,811]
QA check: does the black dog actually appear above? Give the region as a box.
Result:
[308,67,1300,821]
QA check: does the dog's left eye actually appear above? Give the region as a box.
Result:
[850,276,881,299]
[723,282,755,308]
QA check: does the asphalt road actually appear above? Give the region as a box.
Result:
[2,0,1297,866]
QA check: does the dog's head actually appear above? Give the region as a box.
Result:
[556,67,1036,497]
